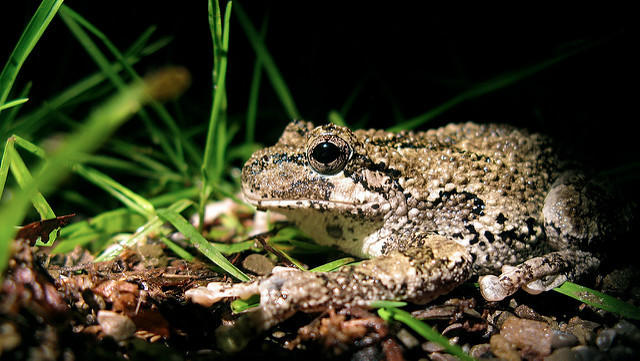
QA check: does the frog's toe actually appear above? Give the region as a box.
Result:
[187,268,333,330]
[521,274,567,295]
[186,281,260,307]
[478,274,510,301]
[478,250,598,301]
[479,272,568,301]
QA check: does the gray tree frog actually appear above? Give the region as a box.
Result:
[187,120,629,331]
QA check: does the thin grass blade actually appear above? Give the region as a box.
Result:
[93,199,191,262]
[245,14,269,143]
[0,139,14,199]
[202,0,232,185]
[12,135,46,158]
[160,236,194,261]
[0,62,178,275]
[389,40,604,131]
[554,281,640,320]
[0,98,29,112]
[73,164,155,216]
[59,6,189,173]
[8,146,56,221]
[0,0,63,114]
[54,208,146,254]
[377,305,477,361]
[157,207,250,281]
[309,257,356,272]
[11,35,170,137]
[234,2,300,120]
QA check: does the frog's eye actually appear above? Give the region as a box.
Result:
[307,135,351,175]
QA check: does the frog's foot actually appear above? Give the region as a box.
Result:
[187,266,326,330]
[478,250,600,301]
[187,235,472,331]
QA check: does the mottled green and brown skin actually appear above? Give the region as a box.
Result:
[188,120,627,330]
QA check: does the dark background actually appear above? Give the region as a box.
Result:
[1,2,636,182]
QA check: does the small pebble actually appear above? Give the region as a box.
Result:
[351,345,383,361]
[500,316,552,357]
[595,328,616,351]
[515,304,544,321]
[572,345,607,361]
[422,341,445,353]
[429,352,460,361]
[551,331,579,349]
[545,347,581,361]
[396,328,419,349]
[613,319,640,345]
[609,345,638,361]
[242,253,274,276]
[0,322,21,352]
[490,334,520,361]
[468,343,492,359]
[563,317,600,345]
[97,310,136,341]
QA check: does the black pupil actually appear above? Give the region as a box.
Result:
[312,142,340,164]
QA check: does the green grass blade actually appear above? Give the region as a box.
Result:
[159,236,194,261]
[245,55,262,143]
[554,281,640,320]
[93,218,162,263]
[59,6,188,169]
[0,83,31,137]
[199,0,232,229]
[0,98,29,112]
[0,69,155,275]
[0,0,63,114]
[147,187,200,207]
[7,144,56,221]
[81,154,181,181]
[388,40,603,132]
[377,305,477,361]
[12,135,46,158]
[58,6,126,89]
[107,140,174,174]
[234,2,300,120]
[54,187,199,255]
[208,0,223,75]
[338,75,368,121]
[1,134,46,205]
[202,0,232,185]
[10,35,170,137]
[59,6,188,174]
[211,240,255,255]
[54,209,146,254]
[231,294,260,313]
[73,164,155,216]
[157,207,250,281]
[328,110,347,127]
[0,139,14,199]
[245,14,269,143]
[93,199,191,262]
[309,257,356,272]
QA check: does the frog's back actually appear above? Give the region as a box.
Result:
[355,122,560,273]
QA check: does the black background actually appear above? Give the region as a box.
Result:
[1,2,636,182]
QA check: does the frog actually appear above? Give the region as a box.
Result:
[187,120,628,332]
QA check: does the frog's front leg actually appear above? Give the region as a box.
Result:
[186,234,472,331]
[478,249,600,301]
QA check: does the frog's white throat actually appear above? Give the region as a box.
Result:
[273,205,388,258]
[243,188,410,259]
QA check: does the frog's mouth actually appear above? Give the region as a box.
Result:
[242,188,385,217]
